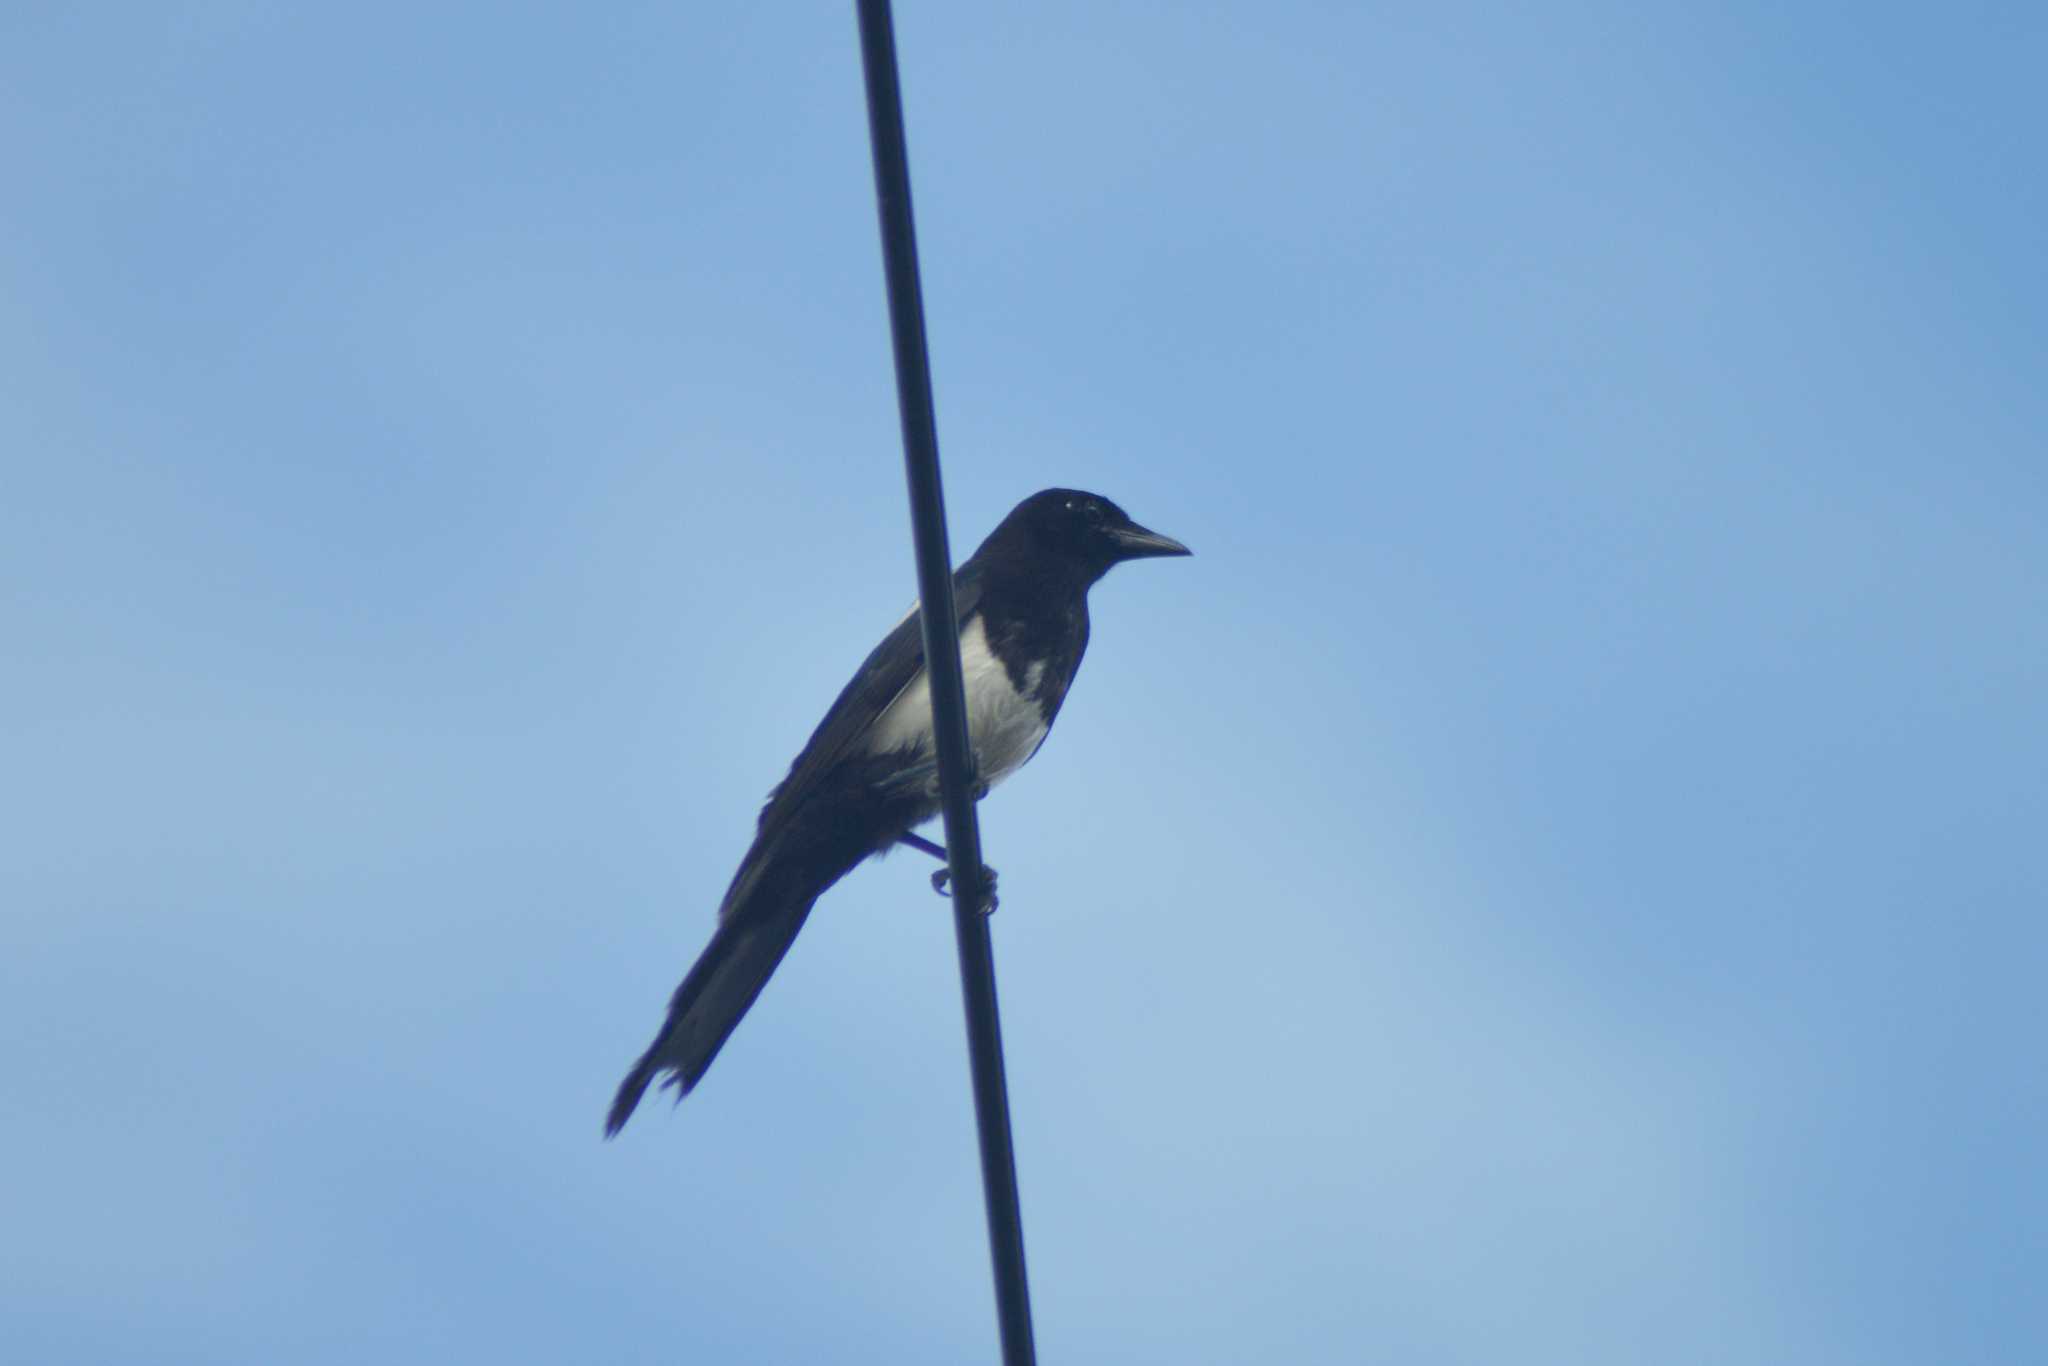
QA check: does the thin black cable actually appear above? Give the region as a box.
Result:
[854,4,1036,1363]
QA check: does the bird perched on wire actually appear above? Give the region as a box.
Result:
[606,488,1189,1134]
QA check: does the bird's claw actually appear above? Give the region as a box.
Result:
[930,864,1000,915]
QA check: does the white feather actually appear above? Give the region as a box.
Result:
[865,614,1048,792]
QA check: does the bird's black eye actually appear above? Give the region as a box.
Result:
[1083,503,1106,524]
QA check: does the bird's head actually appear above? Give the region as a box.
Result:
[983,488,1192,582]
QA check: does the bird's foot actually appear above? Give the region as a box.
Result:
[930,863,999,915]
[898,832,998,913]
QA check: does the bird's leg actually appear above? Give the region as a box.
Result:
[896,832,999,914]
[897,831,948,861]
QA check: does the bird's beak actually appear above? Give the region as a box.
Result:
[1110,522,1192,560]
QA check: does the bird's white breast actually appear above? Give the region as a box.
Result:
[865,614,1048,792]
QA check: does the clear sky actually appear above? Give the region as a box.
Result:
[5,4,2043,1363]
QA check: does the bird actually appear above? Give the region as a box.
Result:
[605,488,1190,1135]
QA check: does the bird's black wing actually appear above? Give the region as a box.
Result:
[748,566,986,860]
[605,569,993,1126]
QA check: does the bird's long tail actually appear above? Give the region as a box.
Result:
[605,812,883,1136]
[604,905,808,1135]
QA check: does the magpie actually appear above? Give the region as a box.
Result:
[605,488,1189,1135]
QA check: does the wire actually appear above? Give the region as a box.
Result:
[854,3,1037,1362]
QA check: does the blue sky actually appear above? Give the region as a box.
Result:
[4,3,2043,1362]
